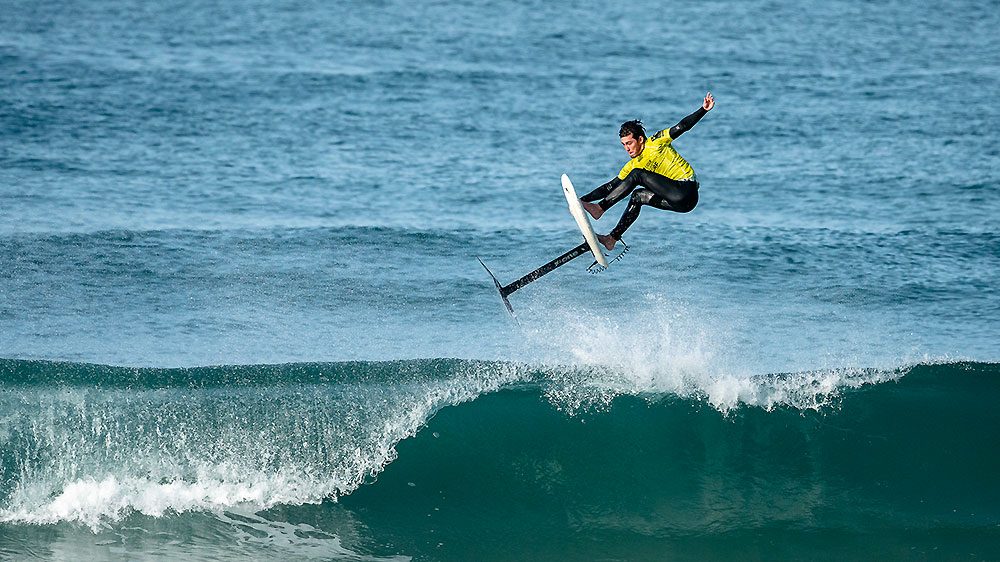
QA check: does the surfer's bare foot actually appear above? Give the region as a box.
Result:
[581,200,604,220]
[597,233,617,251]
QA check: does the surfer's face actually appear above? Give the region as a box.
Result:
[621,134,644,158]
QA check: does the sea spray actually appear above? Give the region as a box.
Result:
[513,293,906,412]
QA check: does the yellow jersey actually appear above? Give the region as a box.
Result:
[617,129,695,181]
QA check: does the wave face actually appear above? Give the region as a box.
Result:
[2,359,999,559]
[0,358,527,530]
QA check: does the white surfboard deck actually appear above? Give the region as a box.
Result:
[561,174,609,268]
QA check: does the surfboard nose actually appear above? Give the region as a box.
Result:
[562,174,609,268]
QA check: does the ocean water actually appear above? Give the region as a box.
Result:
[1,0,999,559]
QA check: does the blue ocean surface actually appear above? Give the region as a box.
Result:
[2,0,999,559]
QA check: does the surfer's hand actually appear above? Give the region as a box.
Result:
[703,92,715,111]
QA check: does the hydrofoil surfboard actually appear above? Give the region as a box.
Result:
[478,174,628,316]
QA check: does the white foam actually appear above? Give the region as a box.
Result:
[3,473,310,530]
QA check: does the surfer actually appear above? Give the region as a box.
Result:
[580,92,715,250]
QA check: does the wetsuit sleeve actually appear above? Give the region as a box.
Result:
[580,177,622,202]
[667,106,708,140]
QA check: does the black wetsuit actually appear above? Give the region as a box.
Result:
[581,106,708,240]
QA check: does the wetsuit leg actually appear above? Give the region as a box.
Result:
[602,169,699,240]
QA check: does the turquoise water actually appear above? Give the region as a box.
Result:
[2,0,999,559]
[1,360,999,560]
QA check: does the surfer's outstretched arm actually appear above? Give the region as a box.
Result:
[667,92,714,140]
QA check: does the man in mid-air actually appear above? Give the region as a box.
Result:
[580,92,715,250]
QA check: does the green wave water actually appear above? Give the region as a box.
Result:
[2,359,998,560]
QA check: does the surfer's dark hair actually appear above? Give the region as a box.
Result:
[619,119,646,140]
